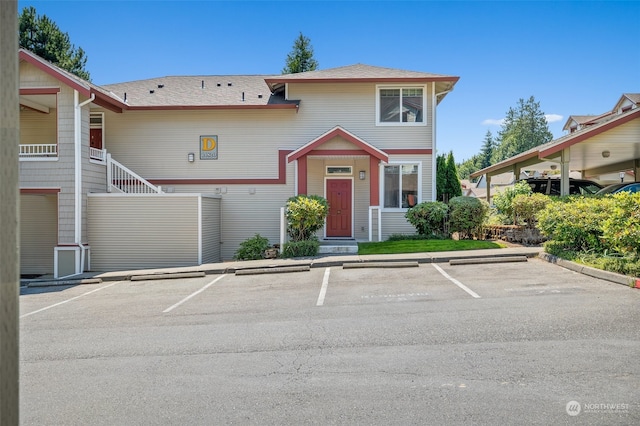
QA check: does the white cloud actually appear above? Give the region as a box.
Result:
[545,114,564,123]
[482,118,504,126]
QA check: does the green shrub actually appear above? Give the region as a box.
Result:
[286,195,329,242]
[493,181,532,224]
[448,196,489,239]
[537,196,615,253]
[234,234,271,260]
[404,201,449,238]
[601,192,640,257]
[512,193,551,226]
[281,239,320,258]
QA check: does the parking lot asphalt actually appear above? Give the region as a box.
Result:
[22,245,640,289]
[19,258,640,425]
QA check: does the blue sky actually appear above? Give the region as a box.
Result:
[19,0,639,163]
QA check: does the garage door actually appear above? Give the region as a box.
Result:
[21,194,58,276]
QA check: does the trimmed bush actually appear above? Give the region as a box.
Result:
[234,234,271,260]
[286,195,329,242]
[537,196,615,253]
[281,239,320,258]
[405,201,449,238]
[512,193,551,226]
[493,181,532,224]
[448,196,489,239]
[601,192,640,257]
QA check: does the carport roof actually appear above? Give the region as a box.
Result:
[470,102,640,179]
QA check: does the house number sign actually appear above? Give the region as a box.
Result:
[200,135,218,160]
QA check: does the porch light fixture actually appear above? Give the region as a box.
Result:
[602,150,610,158]
[359,170,366,180]
[187,153,195,162]
[620,171,625,183]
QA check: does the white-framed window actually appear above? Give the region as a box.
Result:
[326,166,352,175]
[376,85,426,126]
[382,163,421,209]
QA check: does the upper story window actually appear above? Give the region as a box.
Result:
[377,86,426,126]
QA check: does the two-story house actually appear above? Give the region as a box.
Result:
[18,48,459,277]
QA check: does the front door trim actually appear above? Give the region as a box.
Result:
[324,177,354,239]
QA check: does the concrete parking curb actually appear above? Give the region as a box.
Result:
[130,271,206,281]
[342,261,419,269]
[27,278,103,287]
[538,252,638,288]
[235,265,311,276]
[449,256,528,265]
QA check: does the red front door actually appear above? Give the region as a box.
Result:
[90,128,102,150]
[326,179,352,237]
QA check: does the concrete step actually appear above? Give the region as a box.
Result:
[318,244,359,254]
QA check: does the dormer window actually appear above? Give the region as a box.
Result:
[376,85,426,126]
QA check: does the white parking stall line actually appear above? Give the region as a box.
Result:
[163,274,227,313]
[20,282,120,319]
[316,267,331,306]
[431,264,481,299]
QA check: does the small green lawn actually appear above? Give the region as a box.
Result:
[357,239,506,255]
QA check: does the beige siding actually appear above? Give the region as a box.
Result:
[20,108,56,145]
[101,109,298,180]
[20,194,58,275]
[201,196,221,263]
[381,213,416,240]
[287,82,434,151]
[88,194,201,271]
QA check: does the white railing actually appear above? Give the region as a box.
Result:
[19,144,58,158]
[90,147,106,162]
[107,153,163,194]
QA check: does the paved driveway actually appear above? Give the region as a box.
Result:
[20,259,639,425]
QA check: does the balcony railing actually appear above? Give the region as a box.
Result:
[19,144,58,160]
[90,147,106,162]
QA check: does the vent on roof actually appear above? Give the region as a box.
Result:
[227,82,232,86]
[258,94,263,99]
[242,92,245,102]
[202,80,204,89]
[124,92,127,102]
[217,83,221,87]
[150,90,155,94]
[157,84,164,89]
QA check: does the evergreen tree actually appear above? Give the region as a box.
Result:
[492,96,553,163]
[445,151,462,198]
[282,32,319,74]
[19,6,90,81]
[479,130,495,169]
[436,154,447,202]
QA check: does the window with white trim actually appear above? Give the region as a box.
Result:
[377,86,426,125]
[383,164,419,208]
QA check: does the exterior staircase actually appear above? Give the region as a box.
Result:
[107,153,163,194]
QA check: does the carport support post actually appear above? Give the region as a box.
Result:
[485,174,491,203]
[560,148,570,196]
[0,1,20,424]
[635,159,640,182]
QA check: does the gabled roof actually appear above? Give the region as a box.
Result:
[613,93,640,112]
[287,126,389,163]
[19,49,127,113]
[265,64,459,103]
[102,75,299,110]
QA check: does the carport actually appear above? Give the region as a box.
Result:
[471,94,640,200]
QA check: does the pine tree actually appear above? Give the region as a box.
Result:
[282,32,319,74]
[479,130,495,169]
[19,6,90,81]
[492,96,553,163]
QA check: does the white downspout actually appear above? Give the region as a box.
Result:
[74,91,95,272]
[431,84,454,201]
